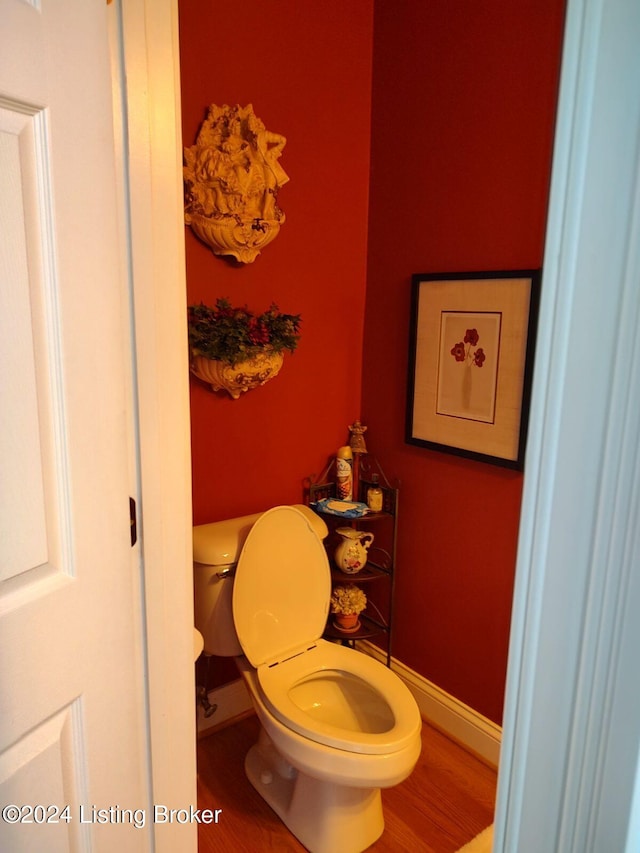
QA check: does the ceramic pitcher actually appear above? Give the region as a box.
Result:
[334,528,374,574]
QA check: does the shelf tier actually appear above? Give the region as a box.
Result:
[330,563,390,583]
[324,612,389,643]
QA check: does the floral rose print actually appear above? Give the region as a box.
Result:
[450,328,486,368]
[451,341,467,362]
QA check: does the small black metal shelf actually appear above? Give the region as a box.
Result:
[307,453,399,667]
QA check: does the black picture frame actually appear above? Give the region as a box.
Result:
[405,269,541,469]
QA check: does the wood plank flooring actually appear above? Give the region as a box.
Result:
[197,714,496,852]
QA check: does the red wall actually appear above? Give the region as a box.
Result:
[363,0,565,723]
[179,1,374,525]
[180,0,565,723]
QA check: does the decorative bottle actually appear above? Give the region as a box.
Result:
[336,446,353,501]
[366,474,383,512]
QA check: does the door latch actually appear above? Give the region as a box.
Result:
[129,497,137,547]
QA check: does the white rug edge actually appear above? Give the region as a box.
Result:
[456,823,494,852]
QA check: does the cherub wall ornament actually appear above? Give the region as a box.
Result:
[183,104,289,263]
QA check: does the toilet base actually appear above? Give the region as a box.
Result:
[245,727,384,853]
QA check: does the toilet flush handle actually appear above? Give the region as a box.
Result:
[216,565,235,579]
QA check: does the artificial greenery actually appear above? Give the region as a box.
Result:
[188,298,301,367]
[330,584,368,616]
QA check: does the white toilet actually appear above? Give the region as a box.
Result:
[193,504,422,853]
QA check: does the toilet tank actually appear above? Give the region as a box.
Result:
[193,506,327,657]
[193,512,262,657]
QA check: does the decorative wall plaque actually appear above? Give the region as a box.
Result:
[183,104,289,263]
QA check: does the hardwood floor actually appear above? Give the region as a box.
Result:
[197,714,496,852]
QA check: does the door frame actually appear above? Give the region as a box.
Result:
[114,2,197,851]
[495,0,640,849]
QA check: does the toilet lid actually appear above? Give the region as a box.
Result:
[233,506,331,667]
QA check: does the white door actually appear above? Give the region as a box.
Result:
[0,2,150,851]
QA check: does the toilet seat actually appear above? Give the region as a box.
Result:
[233,505,331,667]
[257,640,421,755]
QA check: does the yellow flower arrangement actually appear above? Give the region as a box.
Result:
[330,584,367,616]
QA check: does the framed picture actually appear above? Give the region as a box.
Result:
[405,269,541,469]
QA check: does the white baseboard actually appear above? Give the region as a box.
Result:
[358,641,502,767]
[198,645,502,767]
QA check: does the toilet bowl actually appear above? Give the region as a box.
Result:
[256,640,419,755]
[193,504,422,853]
[236,649,422,789]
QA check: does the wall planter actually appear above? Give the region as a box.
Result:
[190,350,284,399]
[188,299,301,399]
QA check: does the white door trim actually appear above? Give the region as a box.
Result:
[495,0,640,850]
[114,2,197,850]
